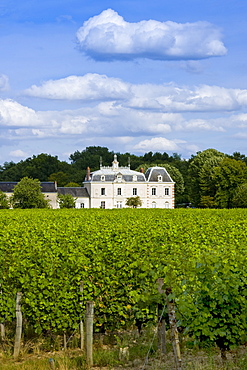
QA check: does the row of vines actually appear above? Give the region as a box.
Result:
[1,208,247,354]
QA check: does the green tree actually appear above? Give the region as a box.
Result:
[232,183,247,208]
[64,182,81,187]
[212,158,247,208]
[0,191,9,209]
[70,146,114,170]
[125,196,142,208]
[48,171,69,187]
[11,177,50,209]
[188,149,225,207]
[0,153,73,182]
[57,194,76,208]
[199,156,224,206]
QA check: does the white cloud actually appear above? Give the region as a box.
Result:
[0,74,10,91]
[177,118,225,132]
[129,84,246,112]
[0,99,40,126]
[133,137,182,152]
[24,73,131,100]
[23,74,247,114]
[76,9,227,61]
[9,149,28,158]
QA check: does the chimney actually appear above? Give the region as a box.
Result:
[86,167,91,181]
[140,167,144,173]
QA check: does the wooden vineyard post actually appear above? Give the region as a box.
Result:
[63,332,67,350]
[0,323,5,342]
[157,278,166,354]
[0,284,5,342]
[13,292,22,359]
[166,288,182,370]
[85,301,94,368]
[80,281,84,350]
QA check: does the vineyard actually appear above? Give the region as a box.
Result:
[1,208,247,359]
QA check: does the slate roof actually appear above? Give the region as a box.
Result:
[0,182,57,193]
[57,187,89,197]
[145,167,174,182]
[89,168,146,182]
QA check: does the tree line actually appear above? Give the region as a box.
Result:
[1,146,247,208]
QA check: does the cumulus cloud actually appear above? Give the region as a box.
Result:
[1,93,247,161]
[0,99,40,127]
[129,84,247,112]
[133,137,182,152]
[9,149,28,158]
[24,73,131,100]
[0,74,10,91]
[76,9,227,61]
[176,118,225,132]
[23,74,247,114]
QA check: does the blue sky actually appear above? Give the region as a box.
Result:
[0,0,247,164]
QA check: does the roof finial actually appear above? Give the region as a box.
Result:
[112,154,119,170]
[100,156,102,169]
[128,157,130,168]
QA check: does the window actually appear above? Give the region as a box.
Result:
[101,175,105,181]
[133,188,137,196]
[158,175,162,182]
[117,175,122,182]
[165,202,169,208]
[133,175,137,182]
[117,188,122,195]
[117,201,123,208]
[165,188,169,196]
[152,188,156,196]
[80,203,84,208]
[152,202,156,208]
[101,188,105,196]
[100,201,105,209]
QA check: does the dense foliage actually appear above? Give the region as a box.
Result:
[125,196,142,208]
[57,194,76,208]
[1,208,247,354]
[11,177,50,209]
[1,146,247,207]
[0,191,9,209]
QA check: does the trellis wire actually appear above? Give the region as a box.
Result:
[141,302,167,370]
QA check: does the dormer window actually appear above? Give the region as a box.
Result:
[101,175,105,181]
[117,175,122,182]
[133,175,137,182]
[158,175,162,182]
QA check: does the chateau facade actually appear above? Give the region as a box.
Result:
[82,155,175,209]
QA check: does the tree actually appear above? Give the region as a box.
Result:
[64,182,81,187]
[11,177,50,209]
[199,156,224,206]
[125,196,142,208]
[57,194,76,209]
[0,191,9,209]
[70,146,114,170]
[188,149,225,207]
[232,183,247,208]
[212,158,247,208]
[48,171,69,187]
[0,153,73,182]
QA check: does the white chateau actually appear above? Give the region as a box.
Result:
[0,155,175,209]
[80,155,175,209]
